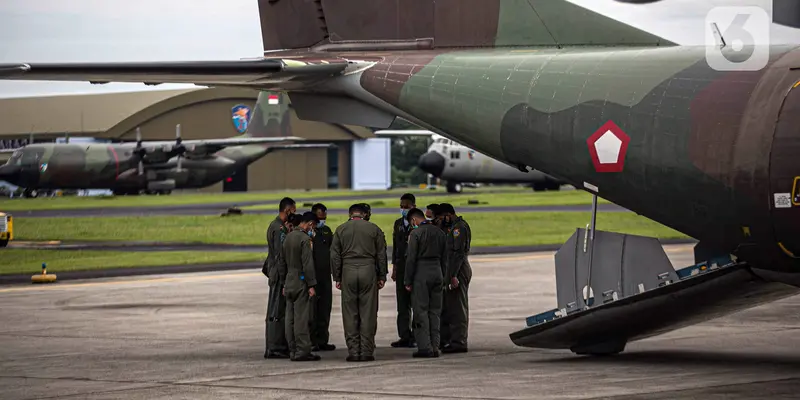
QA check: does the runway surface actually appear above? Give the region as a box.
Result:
[2,245,800,399]
[13,203,627,218]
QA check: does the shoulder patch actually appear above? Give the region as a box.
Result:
[453,228,460,238]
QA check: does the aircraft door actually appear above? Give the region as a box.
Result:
[769,77,800,259]
[18,148,44,187]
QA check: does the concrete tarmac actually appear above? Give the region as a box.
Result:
[2,245,799,399]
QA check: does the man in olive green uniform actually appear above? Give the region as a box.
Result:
[426,204,443,228]
[438,203,471,353]
[264,197,295,359]
[403,208,447,358]
[310,203,336,351]
[281,212,321,362]
[330,204,388,362]
[391,193,417,348]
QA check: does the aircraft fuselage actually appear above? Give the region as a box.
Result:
[420,138,554,184]
[0,143,265,191]
[353,44,800,273]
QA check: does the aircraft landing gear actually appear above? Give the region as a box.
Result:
[22,189,39,198]
[446,181,463,194]
[571,340,627,356]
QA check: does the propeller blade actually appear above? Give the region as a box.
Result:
[65,132,69,144]
[177,156,182,172]
[135,127,144,176]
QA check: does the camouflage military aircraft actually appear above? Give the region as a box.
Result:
[0,0,798,352]
[0,96,331,196]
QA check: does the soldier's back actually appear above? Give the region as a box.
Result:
[335,219,382,260]
[416,224,446,259]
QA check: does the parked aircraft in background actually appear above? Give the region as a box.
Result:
[376,129,563,193]
[0,124,330,197]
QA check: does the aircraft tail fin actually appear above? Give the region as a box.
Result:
[241,91,293,139]
[258,0,675,52]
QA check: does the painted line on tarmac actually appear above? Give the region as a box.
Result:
[0,247,693,294]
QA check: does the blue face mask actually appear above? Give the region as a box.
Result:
[317,220,326,228]
[307,230,314,238]
[401,209,408,217]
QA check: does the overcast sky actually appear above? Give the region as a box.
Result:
[0,0,797,99]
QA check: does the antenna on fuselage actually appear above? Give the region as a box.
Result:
[175,124,183,172]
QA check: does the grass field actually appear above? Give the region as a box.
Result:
[0,250,263,275]
[263,190,607,211]
[12,212,687,248]
[0,186,531,211]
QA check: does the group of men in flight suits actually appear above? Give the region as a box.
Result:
[262,193,471,362]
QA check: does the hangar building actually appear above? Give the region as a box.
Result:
[0,87,390,193]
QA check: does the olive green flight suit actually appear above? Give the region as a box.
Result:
[392,217,414,342]
[282,229,318,358]
[404,222,447,353]
[311,224,334,347]
[442,217,472,348]
[330,218,388,357]
[265,216,289,354]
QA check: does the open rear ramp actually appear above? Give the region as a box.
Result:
[510,229,799,355]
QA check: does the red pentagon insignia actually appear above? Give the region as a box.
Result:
[587,120,630,173]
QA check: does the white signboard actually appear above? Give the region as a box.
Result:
[351,138,391,191]
[774,193,792,209]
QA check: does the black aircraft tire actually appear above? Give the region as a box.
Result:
[532,183,547,192]
[446,182,462,194]
[0,239,8,248]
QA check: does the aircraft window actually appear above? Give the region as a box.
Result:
[21,150,41,166]
[450,151,461,159]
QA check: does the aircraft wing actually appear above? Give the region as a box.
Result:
[373,130,436,137]
[0,58,350,88]
[0,149,17,154]
[268,143,337,151]
[132,136,313,160]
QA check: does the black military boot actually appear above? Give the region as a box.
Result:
[346,354,360,362]
[412,349,435,358]
[313,344,337,351]
[391,338,416,348]
[265,350,290,359]
[441,344,467,354]
[292,353,321,362]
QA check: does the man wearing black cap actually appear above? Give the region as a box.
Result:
[438,203,472,354]
[310,203,336,352]
[391,193,417,348]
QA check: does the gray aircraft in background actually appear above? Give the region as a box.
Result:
[376,130,564,193]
